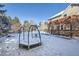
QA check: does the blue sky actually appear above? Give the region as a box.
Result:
[5,3,69,24]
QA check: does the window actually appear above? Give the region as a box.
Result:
[64,14,67,17]
[61,25,63,30]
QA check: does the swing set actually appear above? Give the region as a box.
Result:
[18,25,42,50]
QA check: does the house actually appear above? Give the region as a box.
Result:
[48,3,79,36]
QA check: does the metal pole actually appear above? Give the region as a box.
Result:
[19,30,20,47]
[37,26,41,43]
[28,26,30,49]
[18,27,21,47]
[23,27,25,40]
[70,23,72,38]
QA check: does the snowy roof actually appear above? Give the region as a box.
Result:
[63,4,79,16]
[48,10,64,20]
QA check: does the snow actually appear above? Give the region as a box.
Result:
[48,10,64,20]
[0,32,79,56]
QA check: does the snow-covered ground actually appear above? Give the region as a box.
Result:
[0,32,79,56]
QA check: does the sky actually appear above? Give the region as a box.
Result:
[4,3,69,24]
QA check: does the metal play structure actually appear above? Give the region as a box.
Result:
[18,25,42,50]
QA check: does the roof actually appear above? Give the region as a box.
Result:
[48,10,64,20]
[48,3,79,22]
[71,3,79,6]
[63,4,79,16]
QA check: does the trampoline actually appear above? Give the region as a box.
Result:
[18,25,42,50]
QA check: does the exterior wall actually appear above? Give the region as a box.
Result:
[39,21,48,32]
[11,23,20,32]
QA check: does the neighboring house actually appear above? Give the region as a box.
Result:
[39,20,48,32]
[10,18,21,32]
[10,23,20,32]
